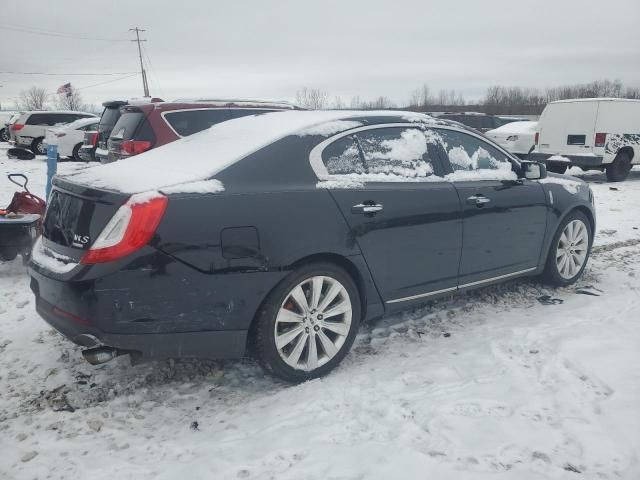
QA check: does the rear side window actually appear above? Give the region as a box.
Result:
[26,114,55,125]
[436,128,513,172]
[163,109,231,136]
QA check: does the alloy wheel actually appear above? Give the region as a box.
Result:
[555,219,589,279]
[274,275,352,371]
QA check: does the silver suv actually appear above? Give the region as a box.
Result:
[9,110,96,154]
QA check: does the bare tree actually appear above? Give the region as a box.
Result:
[55,85,87,111]
[19,86,48,110]
[349,95,362,109]
[295,87,328,110]
[332,96,346,109]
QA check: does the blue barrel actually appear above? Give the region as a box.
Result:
[46,143,58,200]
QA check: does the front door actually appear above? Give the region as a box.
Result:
[317,126,463,304]
[433,127,548,286]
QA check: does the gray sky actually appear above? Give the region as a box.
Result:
[1,0,639,109]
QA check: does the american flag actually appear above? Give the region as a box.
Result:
[56,83,72,96]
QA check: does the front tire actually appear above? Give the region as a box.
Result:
[547,164,568,174]
[253,262,361,382]
[542,210,592,286]
[605,152,632,182]
[31,137,46,155]
[0,128,8,142]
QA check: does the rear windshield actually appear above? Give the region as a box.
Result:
[100,107,122,128]
[110,110,149,140]
[163,109,231,136]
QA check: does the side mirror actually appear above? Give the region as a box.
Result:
[520,160,546,180]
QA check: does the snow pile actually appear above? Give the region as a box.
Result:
[539,176,584,194]
[161,179,225,194]
[297,120,362,136]
[30,237,78,274]
[65,111,432,194]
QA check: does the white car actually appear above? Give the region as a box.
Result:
[9,110,96,155]
[530,98,640,181]
[44,117,99,161]
[485,121,537,159]
[0,111,18,142]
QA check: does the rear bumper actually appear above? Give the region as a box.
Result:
[27,250,285,360]
[78,145,96,162]
[528,152,604,168]
[33,294,247,359]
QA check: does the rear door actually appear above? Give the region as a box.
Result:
[317,125,463,305]
[435,127,547,286]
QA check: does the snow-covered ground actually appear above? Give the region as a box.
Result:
[1,146,639,479]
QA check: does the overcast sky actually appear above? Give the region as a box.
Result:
[1,0,639,110]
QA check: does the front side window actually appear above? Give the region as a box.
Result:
[435,128,512,173]
[356,127,435,178]
[321,135,364,175]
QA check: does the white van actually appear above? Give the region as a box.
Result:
[530,98,640,181]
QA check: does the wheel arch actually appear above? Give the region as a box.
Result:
[617,145,635,161]
[542,205,595,267]
[246,252,377,353]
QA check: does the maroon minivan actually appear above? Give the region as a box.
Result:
[103,99,300,163]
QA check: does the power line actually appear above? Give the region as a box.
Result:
[0,22,129,42]
[0,71,137,76]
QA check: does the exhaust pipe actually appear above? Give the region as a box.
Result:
[82,346,124,365]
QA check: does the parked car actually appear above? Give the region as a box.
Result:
[9,111,96,155]
[485,121,538,159]
[529,98,640,180]
[29,111,595,382]
[43,117,99,161]
[78,100,128,162]
[432,112,528,132]
[103,99,300,163]
[0,111,18,142]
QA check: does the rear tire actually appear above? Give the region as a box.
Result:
[547,164,567,174]
[605,152,632,182]
[253,262,361,382]
[72,143,83,162]
[0,128,8,142]
[31,137,45,155]
[542,210,592,286]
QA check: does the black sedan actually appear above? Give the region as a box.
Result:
[28,111,595,382]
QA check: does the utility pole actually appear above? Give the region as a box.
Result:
[130,27,150,97]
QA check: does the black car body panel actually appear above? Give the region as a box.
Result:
[28,112,595,363]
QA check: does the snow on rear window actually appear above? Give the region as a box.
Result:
[66,110,431,194]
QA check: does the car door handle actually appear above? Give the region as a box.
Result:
[466,195,491,207]
[352,203,383,214]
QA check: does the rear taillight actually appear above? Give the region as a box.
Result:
[90,132,99,146]
[80,194,168,264]
[120,140,152,156]
[11,123,24,131]
[534,132,539,145]
[595,132,607,148]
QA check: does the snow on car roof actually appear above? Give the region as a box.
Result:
[60,117,99,130]
[489,121,537,134]
[550,97,640,104]
[66,110,433,194]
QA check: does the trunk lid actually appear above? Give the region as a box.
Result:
[106,107,155,163]
[41,176,129,262]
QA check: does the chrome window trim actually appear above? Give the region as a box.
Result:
[309,122,521,181]
[386,267,536,304]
